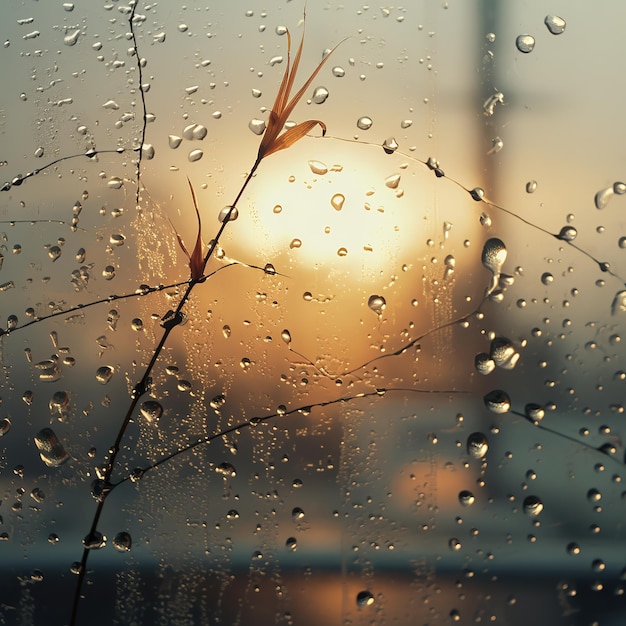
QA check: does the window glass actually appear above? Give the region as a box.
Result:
[1,2,624,624]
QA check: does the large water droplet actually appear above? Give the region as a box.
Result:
[168,135,182,149]
[218,205,238,222]
[490,337,520,370]
[611,290,626,316]
[382,137,398,154]
[357,116,373,130]
[458,490,475,507]
[330,193,345,211]
[474,353,496,375]
[467,432,488,459]
[367,295,386,315]
[356,590,375,607]
[556,226,577,242]
[544,15,566,35]
[95,365,114,384]
[113,531,132,552]
[595,186,614,209]
[515,34,535,53]
[140,400,163,423]
[484,389,511,413]
[34,428,70,467]
[481,238,507,295]
[311,86,329,104]
[308,160,328,175]
[248,118,266,135]
[523,495,544,516]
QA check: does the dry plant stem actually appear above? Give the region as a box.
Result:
[69,158,261,626]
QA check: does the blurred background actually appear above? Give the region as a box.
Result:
[0,1,625,624]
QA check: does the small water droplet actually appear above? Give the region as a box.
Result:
[516,34,536,53]
[525,403,545,423]
[285,536,297,551]
[330,193,345,211]
[289,238,302,249]
[332,66,345,78]
[337,247,348,257]
[357,116,373,130]
[0,418,11,437]
[356,590,375,608]
[483,92,504,116]
[109,234,125,247]
[449,537,462,551]
[82,530,106,550]
[102,265,116,280]
[281,329,292,344]
[107,176,124,189]
[312,86,329,104]
[544,15,566,35]
[188,149,204,162]
[490,337,519,370]
[611,290,626,316]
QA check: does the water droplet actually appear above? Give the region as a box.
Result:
[332,66,345,78]
[382,137,398,154]
[525,403,545,423]
[281,329,292,344]
[286,537,297,551]
[330,193,345,211]
[470,187,485,201]
[357,116,373,130]
[526,180,537,193]
[34,428,70,467]
[209,394,226,410]
[292,507,305,521]
[140,400,163,423]
[82,530,106,550]
[269,55,283,67]
[0,418,11,437]
[109,234,125,247]
[482,238,507,295]
[102,265,116,280]
[385,174,401,189]
[516,34,536,53]
[141,144,155,160]
[95,365,114,384]
[619,236,626,249]
[308,160,328,175]
[248,118,266,135]
[556,226,577,242]
[544,15,566,35]
[356,590,375,608]
[113,531,132,552]
[458,490,475,507]
[449,537,462,551]
[107,176,124,189]
[523,495,544,516]
[289,238,302,249]
[595,186,614,209]
[188,149,204,162]
[218,205,238,222]
[48,246,62,262]
[475,353,496,375]
[611,290,626,316]
[467,432,488,459]
[216,462,236,478]
[337,247,348,257]
[312,86,329,104]
[168,135,182,149]
[367,295,386,315]
[484,389,511,413]
[483,92,504,116]
[34,146,44,158]
[490,337,520,369]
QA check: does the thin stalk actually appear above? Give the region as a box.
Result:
[69,158,261,626]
